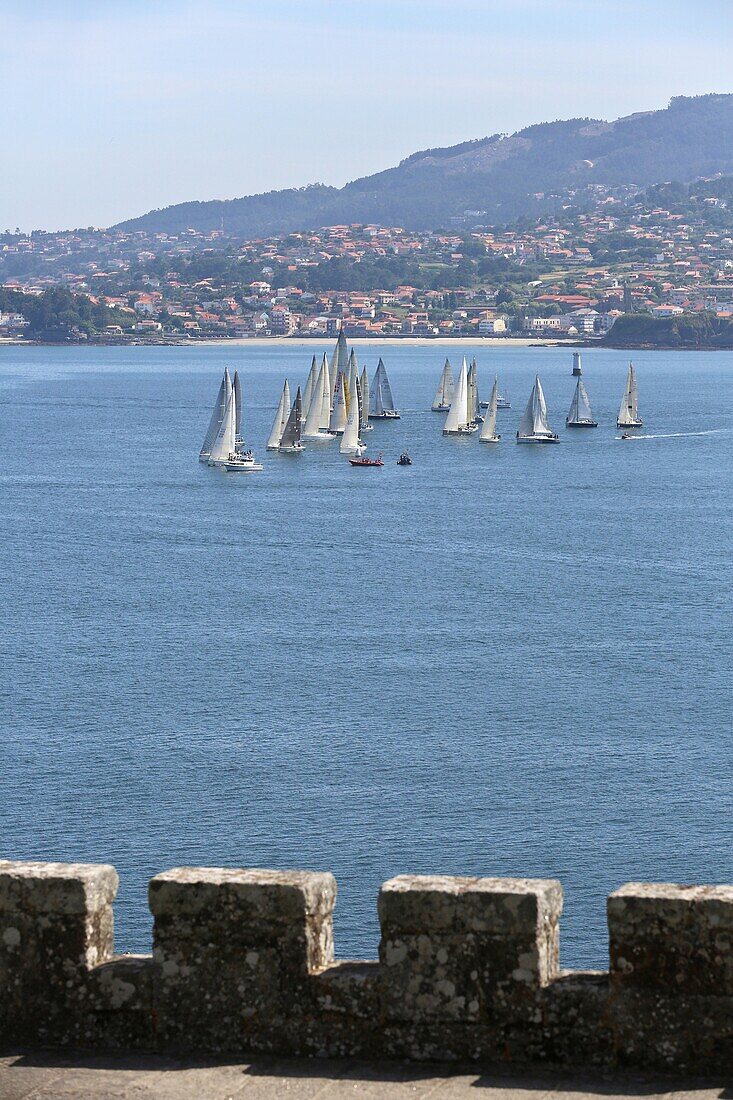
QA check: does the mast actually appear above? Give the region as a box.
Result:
[199,368,231,461]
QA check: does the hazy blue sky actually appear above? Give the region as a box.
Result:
[4,0,733,230]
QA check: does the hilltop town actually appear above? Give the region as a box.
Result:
[2,176,733,346]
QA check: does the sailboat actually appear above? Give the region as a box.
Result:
[443,358,476,435]
[199,368,232,462]
[340,382,365,456]
[266,379,291,450]
[330,329,349,407]
[369,358,400,419]
[617,362,643,429]
[279,389,305,453]
[359,366,373,431]
[432,359,455,411]
[479,377,501,443]
[329,371,348,434]
[516,375,559,444]
[208,386,263,471]
[302,356,318,420]
[467,358,482,425]
[302,357,335,441]
[566,377,597,427]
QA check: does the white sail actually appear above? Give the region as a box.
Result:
[232,371,243,440]
[321,354,332,424]
[279,388,303,451]
[340,383,363,454]
[432,359,455,410]
[199,368,232,461]
[329,371,348,433]
[467,358,480,424]
[517,375,556,439]
[566,378,595,425]
[359,366,371,431]
[302,356,317,417]
[331,330,349,405]
[303,359,329,438]
[266,381,289,450]
[617,363,641,427]
[369,358,396,416]
[346,348,358,413]
[209,387,237,465]
[443,358,468,433]
[479,376,499,441]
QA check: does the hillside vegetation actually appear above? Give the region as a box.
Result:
[115,95,733,238]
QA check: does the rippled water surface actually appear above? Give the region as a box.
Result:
[1,342,731,967]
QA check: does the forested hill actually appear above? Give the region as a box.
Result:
[114,94,733,238]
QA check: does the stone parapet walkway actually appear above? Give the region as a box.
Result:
[0,1053,728,1100]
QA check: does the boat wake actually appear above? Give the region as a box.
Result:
[617,429,727,440]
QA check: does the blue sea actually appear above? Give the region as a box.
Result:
[0,342,731,969]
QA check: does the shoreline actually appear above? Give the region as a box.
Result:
[3,336,732,351]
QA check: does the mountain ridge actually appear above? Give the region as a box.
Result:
[114,94,733,238]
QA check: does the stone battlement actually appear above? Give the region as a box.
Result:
[1,860,732,1073]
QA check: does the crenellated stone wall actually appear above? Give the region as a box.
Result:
[1,859,732,1072]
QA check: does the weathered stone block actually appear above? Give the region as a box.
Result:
[378,875,562,1023]
[149,866,336,1052]
[608,882,733,994]
[0,860,118,1046]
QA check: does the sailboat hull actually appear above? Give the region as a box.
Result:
[303,431,336,442]
[279,443,305,454]
[617,420,643,429]
[516,434,560,444]
[432,403,451,412]
[443,425,478,436]
[479,434,501,443]
[566,420,598,428]
[369,411,401,420]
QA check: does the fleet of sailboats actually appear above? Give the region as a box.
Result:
[199,342,650,471]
